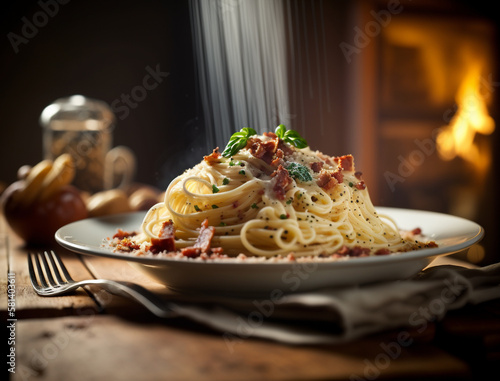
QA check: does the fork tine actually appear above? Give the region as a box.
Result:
[49,250,74,282]
[30,252,49,289]
[40,251,57,286]
[46,250,68,284]
[28,251,178,318]
[28,252,41,290]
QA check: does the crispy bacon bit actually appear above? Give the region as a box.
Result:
[270,165,293,200]
[196,219,215,252]
[354,171,363,180]
[211,247,224,254]
[277,139,294,156]
[316,170,337,190]
[349,246,371,257]
[337,245,350,255]
[116,237,141,252]
[263,132,290,153]
[247,135,293,166]
[204,148,222,165]
[355,181,366,190]
[150,220,176,253]
[113,229,136,240]
[247,137,279,164]
[316,171,331,188]
[335,245,381,257]
[411,228,422,235]
[311,162,324,173]
[180,247,201,258]
[181,219,217,258]
[336,154,354,171]
[270,148,285,167]
[263,132,277,138]
[332,169,343,184]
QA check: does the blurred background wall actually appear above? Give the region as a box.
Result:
[1,0,498,264]
[1,0,200,190]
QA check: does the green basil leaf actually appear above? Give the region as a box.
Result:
[284,130,308,148]
[274,125,308,148]
[222,127,257,157]
[275,124,286,139]
[244,127,257,136]
[286,163,312,182]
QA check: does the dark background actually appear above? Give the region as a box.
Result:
[1,0,202,190]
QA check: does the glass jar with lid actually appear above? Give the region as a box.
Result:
[40,95,117,194]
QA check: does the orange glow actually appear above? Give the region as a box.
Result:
[436,64,495,173]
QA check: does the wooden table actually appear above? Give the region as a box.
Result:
[2,214,499,381]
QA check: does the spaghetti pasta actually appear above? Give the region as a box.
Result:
[124,127,434,258]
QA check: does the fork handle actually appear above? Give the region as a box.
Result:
[87,279,179,318]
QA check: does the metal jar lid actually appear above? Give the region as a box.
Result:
[40,94,115,131]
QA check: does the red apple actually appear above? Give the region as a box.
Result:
[1,182,88,245]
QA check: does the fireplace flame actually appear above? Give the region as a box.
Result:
[436,64,495,173]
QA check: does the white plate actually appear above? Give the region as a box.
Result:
[55,207,484,296]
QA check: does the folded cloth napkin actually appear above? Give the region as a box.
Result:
[171,263,500,346]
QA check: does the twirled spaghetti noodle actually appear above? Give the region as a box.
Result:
[131,130,430,258]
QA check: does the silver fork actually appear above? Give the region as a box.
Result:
[28,250,179,318]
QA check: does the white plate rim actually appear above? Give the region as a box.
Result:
[55,207,485,269]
